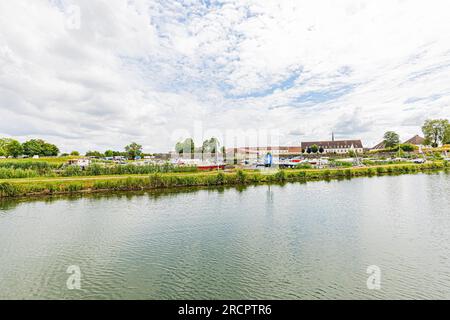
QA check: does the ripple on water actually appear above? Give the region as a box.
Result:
[1,173,450,299]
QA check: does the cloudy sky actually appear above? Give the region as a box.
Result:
[1,0,450,153]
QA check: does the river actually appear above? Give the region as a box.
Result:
[1,172,449,299]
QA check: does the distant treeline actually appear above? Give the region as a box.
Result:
[0,138,59,158]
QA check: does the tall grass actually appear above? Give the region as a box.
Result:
[0,160,60,170]
[0,161,198,179]
[60,163,198,177]
[0,168,40,179]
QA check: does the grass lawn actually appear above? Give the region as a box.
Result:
[0,156,80,165]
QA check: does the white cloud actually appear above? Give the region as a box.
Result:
[1,0,450,152]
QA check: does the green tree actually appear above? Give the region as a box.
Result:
[125,142,143,160]
[175,138,195,157]
[22,139,43,156]
[310,144,319,153]
[422,119,449,147]
[201,137,219,159]
[104,150,114,157]
[85,151,104,157]
[175,142,184,155]
[383,131,400,148]
[70,151,80,156]
[4,140,23,158]
[0,138,9,156]
[221,146,227,162]
[22,139,59,156]
[41,143,59,156]
[444,123,450,145]
[183,138,195,159]
[0,138,23,158]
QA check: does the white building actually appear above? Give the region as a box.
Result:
[301,139,364,154]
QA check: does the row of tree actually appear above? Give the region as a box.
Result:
[383,119,450,148]
[0,138,144,160]
[0,138,60,158]
[305,145,324,154]
[83,142,144,160]
[175,138,226,158]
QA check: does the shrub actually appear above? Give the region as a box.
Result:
[376,167,387,175]
[61,165,82,177]
[297,171,307,179]
[0,182,20,197]
[236,170,247,184]
[296,163,312,169]
[399,144,416,152]
[215,172,225,185]
[275,170,286,182]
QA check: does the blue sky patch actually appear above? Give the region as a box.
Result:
[291,84,355,106]
[225,69,303,99]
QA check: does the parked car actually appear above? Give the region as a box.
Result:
[411,158,426,164]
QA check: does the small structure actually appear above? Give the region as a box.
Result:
[67,158,91,168]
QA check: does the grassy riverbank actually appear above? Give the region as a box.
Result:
[0,162,448,198]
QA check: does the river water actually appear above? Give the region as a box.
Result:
[1,172,449,299]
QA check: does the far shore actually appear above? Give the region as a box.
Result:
[1,162,448,199]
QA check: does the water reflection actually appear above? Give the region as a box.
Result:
[0,172,449,299]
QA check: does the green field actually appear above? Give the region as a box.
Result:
[0,156,80,164]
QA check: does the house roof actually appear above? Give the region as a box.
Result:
[404,135,426,145]
[301,140,363,149]
[371,141,386,150]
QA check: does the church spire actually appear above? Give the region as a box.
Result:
[332,132,335,142]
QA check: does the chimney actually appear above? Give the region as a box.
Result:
[332,132,335,142]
